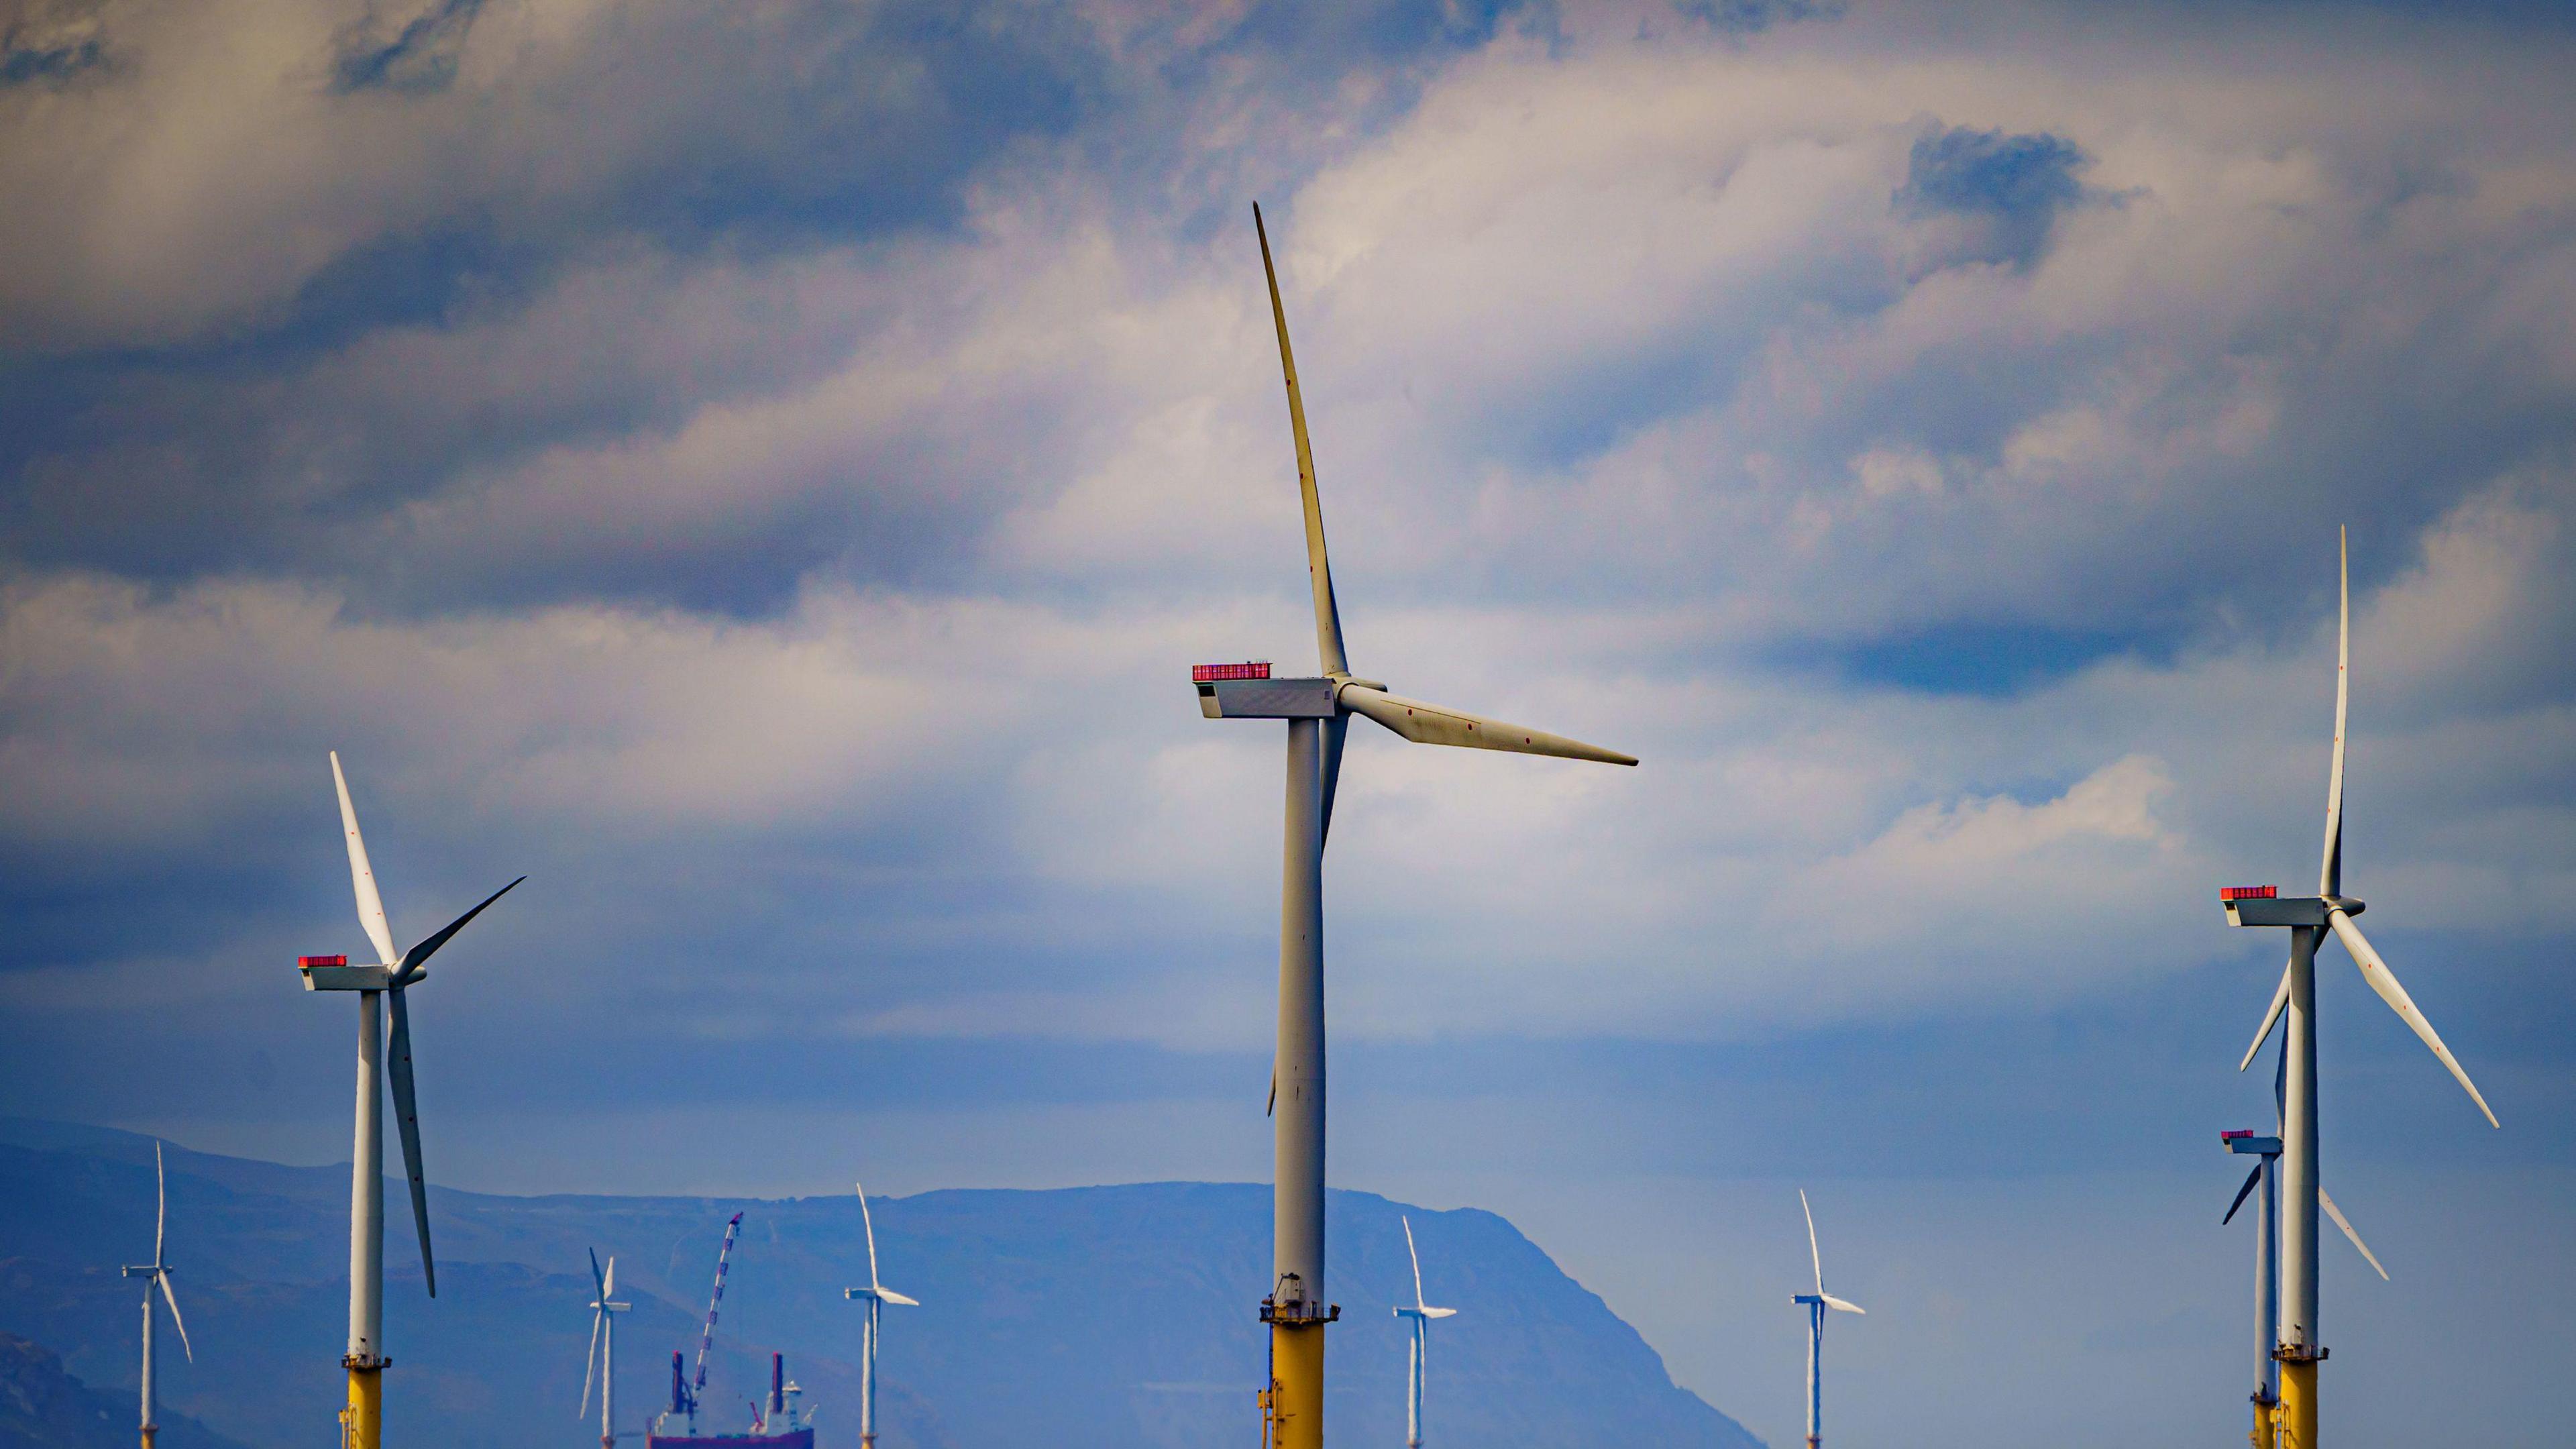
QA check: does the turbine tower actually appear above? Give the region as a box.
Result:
[1199,202,1635,1449]
[297,751,521,1449]
[843,1180,916,1449]
[1391,1216,1456,1449]
[2218,528,2496,1449]
[581,1249,629,1449]
[1789,1190,1864,1449]
[2220,1128,2282,1449]
[121,1142,193,1449]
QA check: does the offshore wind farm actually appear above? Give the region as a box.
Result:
[4,4,2574,1449]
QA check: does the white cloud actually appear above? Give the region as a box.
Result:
[3,1,2574,1061]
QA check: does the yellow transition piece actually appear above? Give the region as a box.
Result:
[343,1364,382,1449]
[1269,1322,1326,1449]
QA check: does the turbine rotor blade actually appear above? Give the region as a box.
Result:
[394,877,525,986]
[2240,957,2294,1073]
[1252,202,1349,678]
[154,1141,166,1265]
[1822,1293,1865,1316]
[857,1181,882,1293]
[2318,1188,2390,1281]
[387,988,437,1295]
[157,1275,191,1362]
[331,752,399,967]
[603,1255,615,1298]
[1800,1189,1824,1297]
[2328,910,2499,1128]
[590,1246,607,1299]
[2274,1033,2289,1129]
[1404,1216,1426,1313]
[2321,527,2349,898]
[2223,1164,2263,1226]
[877,1288,919,1307]
[1421,1305,1456,1319]
[583,1307,602,1417]
[1318,714,1347,848]
[1340,684,1635,765]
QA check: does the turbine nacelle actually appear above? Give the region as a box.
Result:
[1792,1292,1866,1315]
[299,957,406,991]
[2218,890,2364,929]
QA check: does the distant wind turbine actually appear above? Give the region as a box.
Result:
[581,1248,629,1448]
[2218,528,2492,1449]
[1791,1191,1863,1449]
[121,1142,193,1449]
[843,1180,917,1449]
[1391,1217,1456,1449]
[297,751,522,1449]
[1197,201,1635,1449]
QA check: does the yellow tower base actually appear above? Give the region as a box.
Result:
[2251,1393,2277,1449]
[1268,1322,1326,1449]
[343,1360,384,1449]
[2275,1356,2316,1449]
[140,1426,156,1449]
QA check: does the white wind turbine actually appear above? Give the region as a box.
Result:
[580,1248,630,1449]
[1195,201,1635,1449]
[2219,1048,2392,1449]
[2218,527,2496,1449]
[121,1142,193,1449]
[297,751,522,1449]
[1391,1216,1456,1449]
[843,1180,917,1449]
[1790,1190,1863,1449]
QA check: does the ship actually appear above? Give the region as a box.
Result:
[646,1212,819,1448]
[649,1349,813,1449]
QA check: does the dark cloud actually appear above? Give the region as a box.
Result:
[1894,123,2091,269]
[0,31,99,85]
[1673,0,1842,36]
[0,0,110,89]
[329,0,482,94]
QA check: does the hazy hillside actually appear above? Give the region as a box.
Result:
[0,1332,251,1449]
[0,1120,1761,1449]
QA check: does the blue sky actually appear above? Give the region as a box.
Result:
[4,0,2575,1444]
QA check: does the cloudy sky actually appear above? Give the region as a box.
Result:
[5,0,2574,1444]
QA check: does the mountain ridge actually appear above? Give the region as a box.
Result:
[0,1119,1762,1449]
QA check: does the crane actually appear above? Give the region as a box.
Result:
[674,1212,744,1434]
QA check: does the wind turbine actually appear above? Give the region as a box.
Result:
[1391,1216,1456,1449]
[2220,1127,2283,1449]
[1196,202,1635,1449]
[2218,528,2494,1449]
[843,1180,916,1449]
[581,1249,629,1449]
[1790,1190,1863,1449]
[121,1142,193,1449]
[296,751,522,1449]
